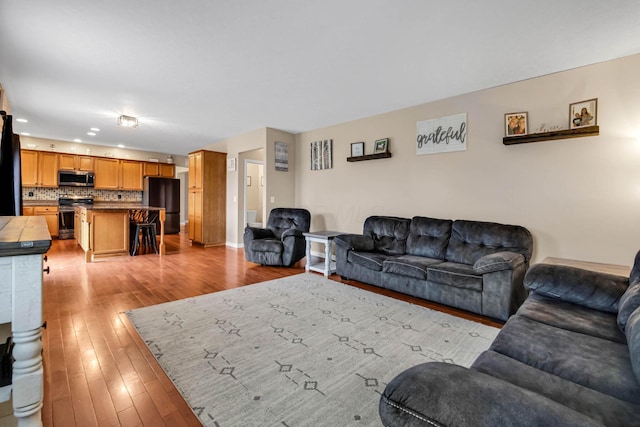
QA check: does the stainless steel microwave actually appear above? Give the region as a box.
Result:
[58,170,95,187]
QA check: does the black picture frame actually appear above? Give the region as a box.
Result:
[350,142,364,157]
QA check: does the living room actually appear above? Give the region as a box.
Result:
[2,2,640,426]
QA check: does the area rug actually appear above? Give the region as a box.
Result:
[126,273,500,426]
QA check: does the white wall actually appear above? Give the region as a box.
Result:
[294,54,640,266]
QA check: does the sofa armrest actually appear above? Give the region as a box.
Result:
[524,263,628,313]
[281,229,303,240]
[380,362,600,427]
[473,251,525,274]
[244,227,274,240]
[334,234,374,252]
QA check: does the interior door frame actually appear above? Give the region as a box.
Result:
[243,159,265,229]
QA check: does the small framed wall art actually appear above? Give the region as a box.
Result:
[505,112,528,136]
[350,142,364,157]
[374,138,389,154]
[569,98,597,129]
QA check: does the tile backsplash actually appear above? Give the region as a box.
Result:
[23,187,142,202]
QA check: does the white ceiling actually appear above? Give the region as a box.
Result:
[1,1,640,156]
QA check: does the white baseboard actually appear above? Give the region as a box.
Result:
[227,242,244,249]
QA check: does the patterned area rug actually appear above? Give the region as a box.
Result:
[126,273,499,426]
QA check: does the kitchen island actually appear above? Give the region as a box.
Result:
[75,203,166,262]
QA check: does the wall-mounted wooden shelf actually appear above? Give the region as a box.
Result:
[503,126,599,145]
[347,152,392,162]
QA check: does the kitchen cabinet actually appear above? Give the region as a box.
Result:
[120,160,143,190]
[188,150,226,246]
[59,153,94,171]
[94,158,120,189]
[159,163,175,177]
[23,205,59,237]
[144,162,175,178]
[95,158,142,190]
[21,150,58,187]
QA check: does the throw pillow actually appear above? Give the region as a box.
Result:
[618,279,640,333]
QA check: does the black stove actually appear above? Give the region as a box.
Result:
[58,195,94,239]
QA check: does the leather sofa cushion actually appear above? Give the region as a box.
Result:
[446,220,533,265]
[405,216,452,259]
[618,279,640,333]
[250,238,283,253]
[489,315,640,404]
[363,216,411,255]
[426,262,483,291]
[472,351,640,425]
[382,255,443,280]
[347,251,390,271]
[518,293,626,344]
[627,307,640,384]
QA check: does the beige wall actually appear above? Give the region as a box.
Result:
[294,54,640,266]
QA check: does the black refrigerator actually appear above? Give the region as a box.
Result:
[143,176,180,234]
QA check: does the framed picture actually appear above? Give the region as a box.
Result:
[311,139,333,170]
[350,142,364,157]
[274,141,288,171]
[504,112,528,136]
[374,138,388,154]
[569,98,597,129]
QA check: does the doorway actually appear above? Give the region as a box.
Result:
[244,160,265,228]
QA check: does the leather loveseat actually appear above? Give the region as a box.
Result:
[379,252,640,426]
[334,216,533,321]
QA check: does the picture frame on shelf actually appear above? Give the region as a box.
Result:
[350,142,364,157]
[569,98,597,129]
[374,138,388,154]
[505,112,528,136]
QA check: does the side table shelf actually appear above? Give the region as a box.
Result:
[304,231,344,277]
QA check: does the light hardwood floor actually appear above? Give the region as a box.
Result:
[40,227,500,426]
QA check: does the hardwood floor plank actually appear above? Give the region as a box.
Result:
[40,226,500,426]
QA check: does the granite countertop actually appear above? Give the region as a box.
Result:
[80,203,165,210]
[23,200,59,207]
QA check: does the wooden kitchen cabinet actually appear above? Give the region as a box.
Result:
[59,153,94,171]
[21,150,58,187]
[120,160,143,190]
[94,158,120,189]
[159,163,175,177]
[188,150,226,246]
[143,162,160,177]
[23,205,59,237]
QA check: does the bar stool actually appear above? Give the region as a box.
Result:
[129,210,159,256]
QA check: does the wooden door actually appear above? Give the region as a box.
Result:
[159,163,175,177]
[94,158,120,189]
[189,152,202,189]
[38,152,59,187]
[143,162,159,177]
[58,154,76,170]
[77,156,94,171]
[21,150,38,186]
[120,160,143,190]
[188,190,202,242]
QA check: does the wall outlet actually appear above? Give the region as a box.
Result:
[28,191,34,197]
[270,196,275,203]
[117,194,122,199]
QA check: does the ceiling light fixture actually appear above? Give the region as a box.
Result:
[90,127,100,132]
[16,118,28,123]
[73,139,82,143]
[117,115,138,128]
[117,144,125,148]
[87,132,96,136]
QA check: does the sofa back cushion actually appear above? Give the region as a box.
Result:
[445,220,533,265]
[406,216,453,259]
[618,279,640,333]
[266,208,311,239]
[363,216,411,255]
[626,307,640,384]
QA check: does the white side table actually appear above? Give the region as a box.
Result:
[303,231,343,277]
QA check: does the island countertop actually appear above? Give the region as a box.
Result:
[78,203,165,210]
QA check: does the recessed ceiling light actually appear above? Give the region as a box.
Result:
[87,132,96,136]
[16,118,28,123]
[117,144,125,148]
[21,132,30,136]
[90,127,100,132]
[117,115,138,128]
[73,139,82,143]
